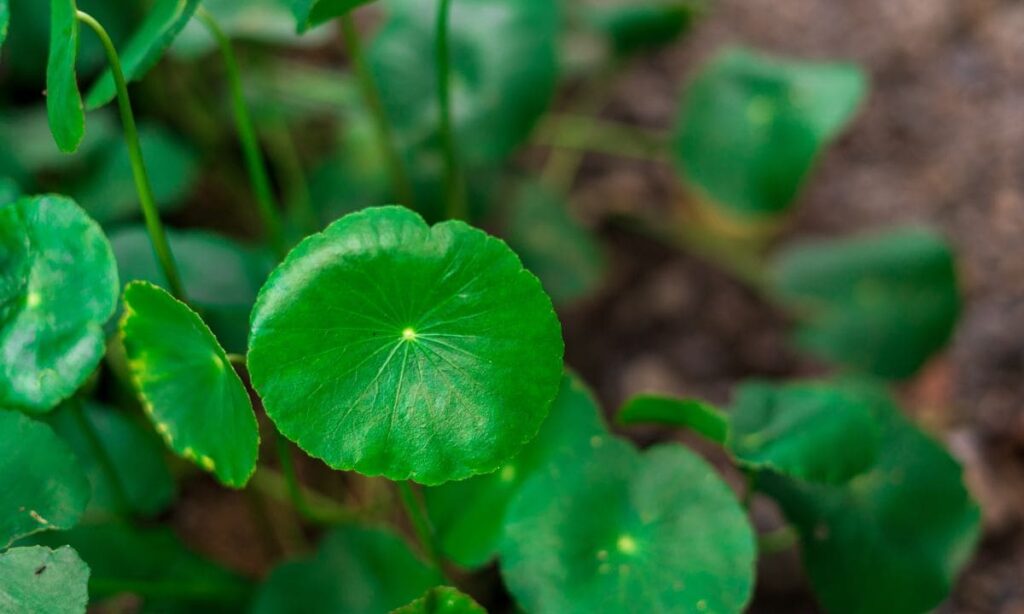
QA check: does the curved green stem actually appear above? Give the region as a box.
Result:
[435,0,465,220]
[396,481,451,582]
[195,8,286,258]
[77,11,185,300]
[339,14,415,209]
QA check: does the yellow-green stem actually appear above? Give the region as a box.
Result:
[435,0,466,220]
[396,481,451,582]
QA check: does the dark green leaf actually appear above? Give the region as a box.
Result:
[759,381,980,614]
[773,226,960,379]
[0,411,90,548]
[0,546,89,614]
[85,0,201,109]
[426,374,607,568]
[617,395,729,444]
[505,182,605,305]
[501,437,756,613]
[252,525,442,614]
[0,195,119,413]
[248,206,564,485]
[673,47,866,220]
[391,587,486,614]
[120,281,259,488]
[46,0,85,153]
[0,0,9,50]
[586,1,702,57]
[291,0,372,33]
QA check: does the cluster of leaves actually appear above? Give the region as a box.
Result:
[0,0,978,613]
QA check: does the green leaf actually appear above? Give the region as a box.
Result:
[617,395,729,444]
[120,281,259,488]
[171,0,332,59]
[504,182,606,305]
[46,0,85,153]
[370,0,560,166]
[391,587,486,614]
[759,382,980,614]
[500,437,756,613]
[84,0,201,110]
[673,47,866,220]
[32,523,250,609]
[0,0,9,50]
[773,226,960,379]
[0,177,19,205]
[728,381,880,484]
[585,1,702,57]
[44,401,176,517]
[0,411,90,548]
[252,525,442,614]
[248,206,564,485]
[111,227,273,354]
[425,373,607,568]
[0,195,119,413]
[291,0,372,33]
[0,546,90,614]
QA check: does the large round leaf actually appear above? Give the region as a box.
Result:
[391,587,485,614]
[0,195,118,413]
[0,410,90,548]
[252,525,441,614]
[501,438,756,613]
[425,373,606,567]
[248,206,564,485]
[120,281,259,488]
[759,383,980,614]
[0,546,89,614]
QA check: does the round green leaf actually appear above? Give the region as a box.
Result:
[728,381,880,484]
[0,546,89,614]
[501,438,756,614]
[0,195,119,413]
[391,587,485,614]
[0,410,90,548]
[252,525,442,614]
[673,47,866,220]
[120,281,259,488]
[759,382,980,614]
[617,395,729,444]
[426,373,607,568]
[46,0,85,153]
[248,206,564,485]
[773,226,960,379]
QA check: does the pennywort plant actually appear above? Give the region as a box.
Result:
[0,0,979,612]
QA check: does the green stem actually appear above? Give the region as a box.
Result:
[758,525,798,555]
[536,114,669,166]
[250,467,367,525]
[339,14,415,208]
[263,117,318,233]
[435,0,465,220]
[195,8,286,259]
[396,481,450,582]
[70,399,131,515]
[77,11,185,301]
[274,432,320,522]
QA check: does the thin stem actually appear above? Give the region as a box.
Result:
[396,481,451,582]
[274,431,321,523]
[70,399,131,515]
[263,117,318,233]
[250,467,368,525]
[77,11,185,300]
[339,14,415,208]
[435,0,465,220]
[195,8,287,259]
[535,114,669,166]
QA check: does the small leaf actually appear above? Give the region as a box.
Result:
[252,525,442,614]
[0,0,9,50]
[85,0,202,109]
[0,411,90,548]
[617,395,729,444]
[504,182,606,305]
[500,438,756,613]
[759,381,980,614]
[673,47,866,220]
[291,0,373,33]
[46,0,85,152]
[773,226,960,379]
[0,546,90,614]
[425,373,607,568]
[728,381,880,484]
[586,1,703,57]
[248,206,564,485]
[391,587,486,614]
[120,281,259,488]
[0,195,119,413]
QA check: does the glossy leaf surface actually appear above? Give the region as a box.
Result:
[617,395,728,444]
[291,0,373,32]
[501,438,756,613]
[252,525,441,614]
[0,195,118,413]
[391,587,486,614]
[674,47,866,220]
[773,227,960,379]
[46,0,84,152]
[0,546,89,614]
[0,411,90,548]
[120,281,258,488]
[248,206,564,484]
[426,374,607,567]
